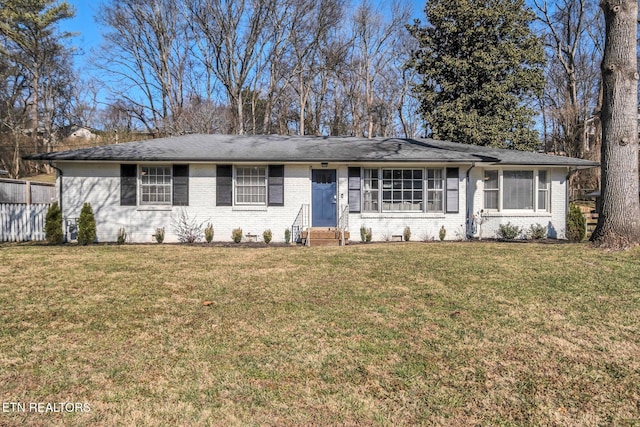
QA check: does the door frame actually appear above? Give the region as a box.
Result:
[311,169,337,227]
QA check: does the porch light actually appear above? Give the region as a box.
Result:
[321,162,329,168]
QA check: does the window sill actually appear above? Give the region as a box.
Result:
[232,205,268,212]
[136,205,173,212]
[359,212,447,219]
[482,211,552,217]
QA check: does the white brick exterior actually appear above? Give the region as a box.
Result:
[56,161,570,243]
[469,167,569,239]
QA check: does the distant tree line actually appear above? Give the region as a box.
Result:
[0,0,625,181]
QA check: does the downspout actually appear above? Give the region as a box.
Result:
[465,163,476,239]
[48,161,66,242]
[566,167,575,240]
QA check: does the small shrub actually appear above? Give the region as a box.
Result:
[154,227,165,243]
[172,210,204,243]
[497,222,522,240]
[117,227,127,245]
[403,226,411,242]
[567,203,586,242]
[263,229,272,244]
[45,201,64,244]
[284,228,291,244]
[454,225,467,241]
[204,223,214,243]
[527,223,547,240]
[360,226,373,243]
[421,231,434,242]
[439,225,447,241]
[232,228,243,243]
[77,202,97,245]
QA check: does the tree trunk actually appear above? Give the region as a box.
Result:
[236,90,245,135]
[591,0,640,249]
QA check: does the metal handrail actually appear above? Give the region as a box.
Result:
[291,204,310,244]
[338,205,349,246]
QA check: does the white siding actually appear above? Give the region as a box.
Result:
[57,162,571,243]
[469,167,568,239]
[59,162,311,243]
[341,165,468,241]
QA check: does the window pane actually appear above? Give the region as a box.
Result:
[485,190,498,210]
[504,171,533,209]
[427,190,443,211]
[538,170,548,189]
[363,168,379,212]
[538,171,548,211]
[140,166,171,205]
[236,166,266,204]
[380,169,423,211]
[484,170,498,189]
[538,190,547,210]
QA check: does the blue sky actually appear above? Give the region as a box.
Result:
[62,1,102,61]
[60,0,427,70]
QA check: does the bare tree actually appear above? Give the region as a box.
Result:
[534,0,603,157]
[188,0,275,135]
[590,0,640,249]
[95,0,190,136]
[287,0,346,135]
[352,0,410,138]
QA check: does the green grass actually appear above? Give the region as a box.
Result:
[0,242,639,426]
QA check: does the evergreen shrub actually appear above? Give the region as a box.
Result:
[77,202,96,245]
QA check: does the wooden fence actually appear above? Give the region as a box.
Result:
[0,179,55,242]
[577,203,598,238]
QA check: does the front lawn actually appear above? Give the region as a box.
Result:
[0,242,638,426]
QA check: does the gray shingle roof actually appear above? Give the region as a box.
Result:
[24,134,599,167]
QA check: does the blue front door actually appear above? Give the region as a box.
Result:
[312,169,337,227]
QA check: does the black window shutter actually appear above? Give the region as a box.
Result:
[268,165,284,206]
[446,167,459,213]
[216,165,232,206]
[173,165,189,206]
[348,167,361,213]
[120,164,137,206]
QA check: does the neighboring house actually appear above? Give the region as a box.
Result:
[25,134,598,243]
[64,125,98,140]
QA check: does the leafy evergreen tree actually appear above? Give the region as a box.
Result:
[44,201,63,244]
[408,0,545,150]
[77,203,97,245]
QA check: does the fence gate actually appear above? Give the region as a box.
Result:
[0,179,55,242]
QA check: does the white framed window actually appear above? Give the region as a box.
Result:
[503,170,534,209]
[362,168,449,213]
[537,170,549,211]
[235,166,267,205]
[483,169,549,211]
[140,166,172,205]
[381,169,423,211]
[483,170,499,210]
[427,168,444,212]
[363,168,379,212]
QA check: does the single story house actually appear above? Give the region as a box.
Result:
[25,134,598,244]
